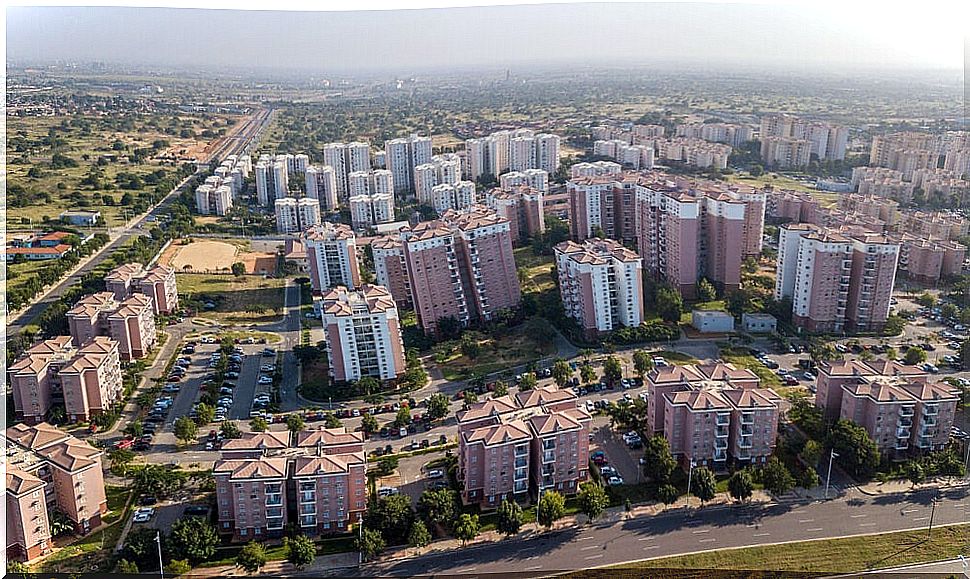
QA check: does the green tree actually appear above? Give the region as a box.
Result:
[577,482,609,522]
[551,359,572,387]
[603,355,623,386]
[165,559,192,575]
[580,364,597,384]
[454,514,480,547]
[417,489,459,532]
[632,350,654,379]
[236,541,267,573]
[642,435,677,483]
[195,402,215,425]
[697,278,717,302]
[915,292,936,307]
[249,417,268,432]
[173,416,198,445]
[366,494,415,545]
[801,467,821,489]
[461,390,478,408]
[324,412,342,429]
[122,528,159,568]
[905,347,927,366]
[941,303,959,320]
[287,414,305,433]
[393,405,412,428]
[117,559,139,574]
[168,517,219,564]
[801,439,823,467]
[355,376,381,397]
[426,393,451,421]
[519,372,538,391]
[133,464,185,499]
[357,527,386,561]
[885,346,899,361]
[376,456,399,477]
[123,419,144,438]
[691,467,717,504]
[361,413,380,436]
[492,381,509,398]
[408,520,431,551]
[728,470,754,503]
[655,286,684,323]
[109,448,136,477]
[220,420,242,439]
[907,462,926,488]
[657,483,679,508]
[496,499,523,536]
[537,491,566,528]
[761,457,796,495]
[286,534,317,569]
[231,262,246,277]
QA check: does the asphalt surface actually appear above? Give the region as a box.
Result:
[358,486,970,577]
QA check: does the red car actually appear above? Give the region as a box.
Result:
[115,438,135,450]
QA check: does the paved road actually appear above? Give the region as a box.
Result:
[278,281,303,412]
[359,486,970,577]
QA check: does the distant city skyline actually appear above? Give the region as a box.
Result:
[6,2,967,74]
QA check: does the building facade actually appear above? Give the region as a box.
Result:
[302,222,362,293]
[320,284,407,383]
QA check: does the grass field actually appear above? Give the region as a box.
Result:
[6,259,52,292]
[514,246,556,294]
[655,351,700,366]
[436,325,556,381]
[178,273,286,325]
[718,346,783,388]
[579,524,970,577]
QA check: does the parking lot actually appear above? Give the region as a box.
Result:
[589,416,641,486]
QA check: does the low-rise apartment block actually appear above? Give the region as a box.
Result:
[302,222,362,293]
[105,262,179,315]
[66,292,156,360]
[457,386,591,507]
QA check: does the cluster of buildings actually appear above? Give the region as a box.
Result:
[275,197,322,234]
[456,385,591,507]
[590,123,666,144]
[464,129,561,181]
[594,135,730,170]
[644,363,782,470]
[675,123,754,148]
[348,169,396,230]
[6,423,108,562]
[196,154,251,216]
[8,263,176,424]
[213,429,367,540]
[814,359,957,456]
[851,165,970,205]
[4,230,80,262]
[566,169,765,298]
[759,114,848,167]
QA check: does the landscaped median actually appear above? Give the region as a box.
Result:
[567,523,970,577]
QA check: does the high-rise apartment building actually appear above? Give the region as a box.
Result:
[464,130,559,180]
[500,168,549,192]
[306,165,339,212]
[869,132,942,180]
[275,197,322,234]
[302,222,362,293]
[385,135,432,195]
[760,137,813,168]
[320,285,406,383]
[760,114,847,161]
[371,236,412,309]
[414,154,463,204]
[429,182,476,215]
[675,123,754,147]
[485,186,545,244]
[349,193,395,230]
[194,182,233,216]
[554,239,643,338]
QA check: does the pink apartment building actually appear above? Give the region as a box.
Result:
[815,359,928,421]
[6,422,108,551]
[320,285,406,383]
[371,235,413,309]
[485,185,546,244]
[214,427,367,540]
[66,291,157,360]
[457,386,591,507]
[646,363,779,469]
[6,469,52,563]
[8,336,123,424]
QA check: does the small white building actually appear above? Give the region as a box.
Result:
[742,313,778,334]
[691,310,735,333]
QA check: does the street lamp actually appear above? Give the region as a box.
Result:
[928,492,941,539]
[155,530,164,579]
[824,449,839,500]
[686,459,696,509]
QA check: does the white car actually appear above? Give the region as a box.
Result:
[258,376,273,385]
[378,486,400,497]
[260,365,276,373]
[427,469,444,479]
[133,507,155,523]
[607,476,625,486]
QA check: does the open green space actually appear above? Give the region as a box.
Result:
[654,351,700,366]
[178,273,285,325]
[434,324,557,381]
[583,524,970,577]
[514,246,556,294]
[718,346,783,388]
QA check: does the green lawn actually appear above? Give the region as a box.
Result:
[655,351,700,366]
[436,326,556,381]
[718,346,782,388]
[514,246,556,294]
[580,524,970,576]
[178,273,286,324]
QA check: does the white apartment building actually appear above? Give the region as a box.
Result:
[322,143,350,200]
[275,197,321,234]
[500,169,549,192]
[272,160,289,200]
[302,222,362,292]
[385,135,432,194]
[774,223,819,301]
[414,154,463,204]
[349,193,395,230]
[306,165,339,212]
[320,285,407,382]
[430,182,476,215]
[570,161,623,178]
[348,170,394,198]
[195,183,233,216]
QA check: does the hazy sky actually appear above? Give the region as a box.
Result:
[6,2,967,73]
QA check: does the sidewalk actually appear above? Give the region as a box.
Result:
[189,552,359,577]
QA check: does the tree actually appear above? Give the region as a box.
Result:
[393,405,412,428]
[885,346,899,362]
[133,464,185,499]
[361,413,380,436]
[728,470,754,503]
[632,350,654,379]
[231,262,246,277]
[366,494,415,545]
[249,417,268,432]
[165,559,192,576]
[123,528,159,568]
[492,381,509,398]
[460,336,482,360]
[905,347,927,366]
[801,467,821,489]
[426,393,450,421]
[801,439,823,467]
[749,164,765,177]
[408,520,431,552]
[286,534,317,569]
[603,355,623,386]
[123,419,144,438]
[117,559,139,574]
[907,462,926,488]
[436,316,462,340]
[941,303,959,320]
[551,359,572,387]
[827,419,881,478]
[323,412,342,429]
[461,390,478,409]
[355,376,381,397]
[655,286,684,323]
[287,414,305,433]
[577,482,609,522]
[376,456,399,476]
[496,499,523,536]
[220,420,242,439]
[454,514,480,547]
[537,491,566,528]
[108,448,136,477]
[357,527,386,561]
[657,483,679,508]
[519,372,538,391]
[580,364,597,384]
[697,278,717,302]
[691,467,717,504]
[173,416,198,445]
[761,457,796,495]
[168,517,219,564]
[915,292,936,307]
[236,541,267,573]
[195,402,215,425]
[642,436,677,483]
[417,489,459,532]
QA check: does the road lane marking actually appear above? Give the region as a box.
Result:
[692,529,710,534]
[859,522,877,527]
[577,536,594,541]
[580,545,598,551]
[525,566,543,571]
[798,519,815,523]
[792,509,808,514]
[638,537,653,541]
[913,516,929,521]
[699,538,717,543]
[902,509,919,514]
[643,545,659,550]
[807,527,824,532]
[585,554,604,560]
[849,514,867,518]
[753,532,770,537]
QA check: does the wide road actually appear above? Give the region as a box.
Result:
[359,486,970,577]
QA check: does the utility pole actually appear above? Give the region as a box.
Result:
[963,439,970,479]
[155,530,164,579]
[928,492,940,539]
[825,449,839,499]
[686,459,696,510]
[358,519,363,565]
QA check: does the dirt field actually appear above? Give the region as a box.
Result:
[167,240,238,272]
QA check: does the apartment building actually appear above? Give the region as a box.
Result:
[320,284,406,383]
[570,161,622,179]
[900,210,969,242]
[593,139,656,170]
[6,423,108,547]
[889,233,966,285]
[349,193,395,230]
[869,132,942,179]
[765,189,823,225]
[760,115,848,161]
[657,138,731,169]
[760,137,813,168]
[385,135,432,194]
[275,197,322,234]
[844,232,901,332]
[7,469,52,562]
[66,292,156,360]
[414,154,464,204]
[371,236,412,309]
[554,239,643,338]
[464,130,559,181]
[105,262,179,315]
[214,428,366,540]
[429,181,477,215]
[306,165,339,212]
[9,336,123,424]
[814,359,957,456]
[591,123,666,146]
[402,206,520,335]
[645,364,779,470]
[485,186,546,244]
[944,148,970,178]
[676,123,754,147]
[348,169,394,198]
[302,222,362,293]
[457,386,591,507]
[194,182,233,216]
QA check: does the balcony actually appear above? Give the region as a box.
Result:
[543,451,556,463]
[740,413,755,425]
[514,480,528,493]
[514,467,528,481]
[898,416,913,428]
[542,464,555,476]
[738,436,753,449]
[514,457,527,469]
[266,507,284,519]
[715,439,728,450]
[300,515,317,528]
[923,405,939,416]
[896,427,911,439]
[267,519,284,531]
[740,423,754,436]
[898,406,915,418]
[266,494,283,507]
[894,441,910,451]
[715,414,730,426]
[923,415,938,427]
[713,449,728,462]
[715,426,729,438]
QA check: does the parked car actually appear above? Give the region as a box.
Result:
[427,469,445,479]
[133,507,155,523]
[378,486,399,497]
[607,476,624,486]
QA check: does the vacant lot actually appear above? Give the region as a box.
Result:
[178,273,285,325]
[514,246,556,294]
[169,240,238,272]
[435,323,557,381]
